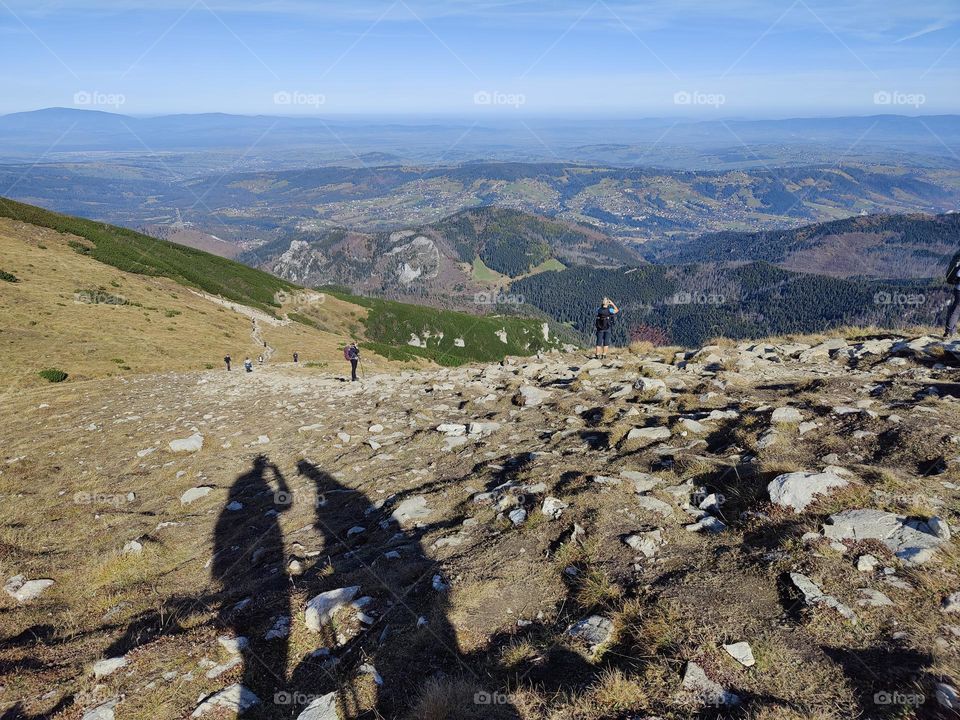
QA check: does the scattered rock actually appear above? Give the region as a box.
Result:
[567,615,613,651]
[305,587,360,631]
[180,486,213,505]
[92,656,128,678]
[822,509,946,565]
[191,684,260,717]
[296,692,340,720]
[541,496,568,520]
[722,641,755,667]
[169,433,203,453]
[4,575,54,603]
[767,471,848,512]
[682,661,741,706]
[790,572,857,624]
[624,530,664,558]
[391,495,431,526]
[772,406,804,423]
[943,592,960,614]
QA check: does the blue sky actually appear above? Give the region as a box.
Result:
[1,0,958,116]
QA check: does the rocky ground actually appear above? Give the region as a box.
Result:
[2,332,960,720]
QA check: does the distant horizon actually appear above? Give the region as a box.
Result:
[6,106,960,122]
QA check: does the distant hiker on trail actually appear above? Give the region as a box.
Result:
[344,342,360,382]
[258,354,264,366]
[945,248,960,339]
[594,297,619,360]
[244,357,253,373]
[224,355,231,371]
[293,351,299,364]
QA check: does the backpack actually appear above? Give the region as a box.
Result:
[343,346,352,360]
[595,308,614,331]
[947,251,960,285]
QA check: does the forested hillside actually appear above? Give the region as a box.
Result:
[648,212,960,279]
[511,262,944,346]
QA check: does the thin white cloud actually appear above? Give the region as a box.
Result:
[896,21,949,43]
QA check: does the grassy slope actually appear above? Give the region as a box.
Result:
[0,218,412,388]
[0,196,295,314]
[321,288,564,366]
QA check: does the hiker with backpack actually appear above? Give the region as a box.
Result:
[224,355,231,371]
[344,342,360,381]
[244,357,253,373]
[945,248,960,339]
[594,297,620,360]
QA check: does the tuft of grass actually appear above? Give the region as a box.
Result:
[38,368,68,383]
[588,668,648,714]
[0,269,18,282]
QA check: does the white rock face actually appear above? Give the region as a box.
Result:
[296,692,340,720]
[81,699,118,720]
[191,683,260,717]
[305,586,361,631]
[180,486,213,505]
[515,385,551,407]
[723,641,755,667]
[391,495,431,526]
[771,406,804,423]
[541,496,568,520]
[682,661,741,706]
[790,572,857,624]
[822,509,946,564]
[169,433,203,453]
[627,426,671,443]
[4,575,54,603]
[93,656,128,677]
[767,471,848,512]
[567,615,613,650]
[624,530,664,558]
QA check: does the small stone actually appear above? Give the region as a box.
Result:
[768,471,848,512]
[856,554,879,573]
[856,588,894,607]
[217,635,249,655]
[541,496,568,520]
[191,684,260,717]
[943,592,960,614]
[305,587,360,631]
[508,508,527,525]
[567,615,613,650]
[772,407,803,423]
[180,486,213,505]
[169,433,203,453]
[722,641,755,667]
[93,657,128,678]
[682,661,741,706]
